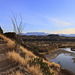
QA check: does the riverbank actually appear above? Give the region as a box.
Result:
[44,48,75,74]
[44,48,71,60]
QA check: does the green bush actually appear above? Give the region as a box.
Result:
[31,57,53,75]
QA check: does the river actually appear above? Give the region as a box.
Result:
[45,48,75,73]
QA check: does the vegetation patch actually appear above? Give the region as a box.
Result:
[31,57,53,75]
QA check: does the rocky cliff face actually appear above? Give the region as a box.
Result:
[0,27,3,34]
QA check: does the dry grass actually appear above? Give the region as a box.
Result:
[8,46,61,75]
[27,64,43,75]
[7,45,37,65]
[7,41,15,49]
[7,49,43,75]
[19,46,36,58]
[8,51,25,65]
[0,34,15,49]
[8,50,35,66]
[9,71,22,75]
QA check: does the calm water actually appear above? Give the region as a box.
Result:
[50,48,75,73]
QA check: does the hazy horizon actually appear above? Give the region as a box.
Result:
[0,0,75,34]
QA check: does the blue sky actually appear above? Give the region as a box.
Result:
[0,0,75,34]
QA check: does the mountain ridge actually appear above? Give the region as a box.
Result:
[20,32,75,37]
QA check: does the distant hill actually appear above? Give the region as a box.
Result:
[20,32,50,36]
[59,34,75,37]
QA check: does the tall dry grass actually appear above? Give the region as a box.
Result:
[19,46,36,58]
[8,50,43,75]
[27,64,43,75]
[8,51,26,65]
[9,71,22,75]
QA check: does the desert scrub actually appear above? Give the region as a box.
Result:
[31,57,53,75]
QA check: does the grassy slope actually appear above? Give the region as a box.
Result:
[0,34,74,75]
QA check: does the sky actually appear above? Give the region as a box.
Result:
[0,0,75,34]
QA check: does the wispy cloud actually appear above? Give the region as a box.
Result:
[54,28,75,34]
[25,14,72,27]
[49,18,72,27]
[41,28,75,34]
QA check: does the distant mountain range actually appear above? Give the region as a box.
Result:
[20,32,49,36]
[20,32,75,37]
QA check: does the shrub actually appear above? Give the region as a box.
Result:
[31,57,53,75]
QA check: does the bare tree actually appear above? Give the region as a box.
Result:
[10,12,24,34]
[10,12,26,47]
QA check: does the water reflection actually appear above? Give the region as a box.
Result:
[48,48,75,73]
[72,58,75,63]
[45,48,74,60]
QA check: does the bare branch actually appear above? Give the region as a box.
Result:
[10,12,25,34]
